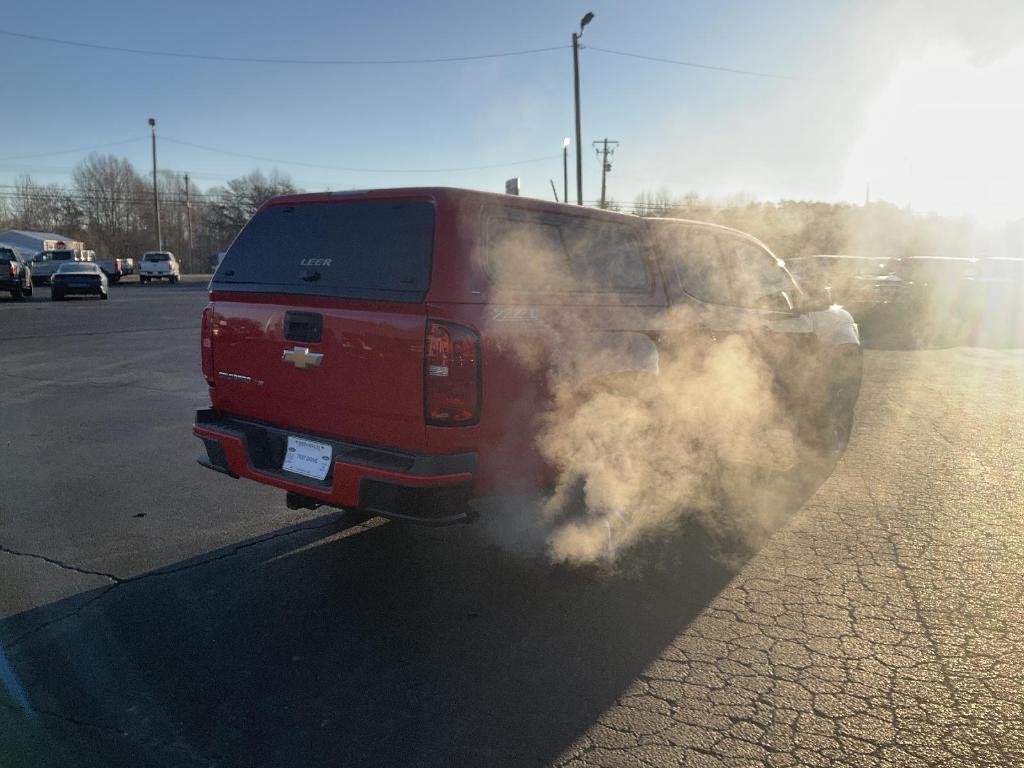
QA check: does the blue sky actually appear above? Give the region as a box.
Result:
[1,1,1022,217]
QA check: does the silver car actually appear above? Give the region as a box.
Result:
[51,261,109,301]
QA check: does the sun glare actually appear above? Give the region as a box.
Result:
[841,46,1024,223]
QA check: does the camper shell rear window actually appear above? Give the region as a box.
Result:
[213,200,435,302]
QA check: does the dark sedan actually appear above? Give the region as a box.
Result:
[51,262,109,301]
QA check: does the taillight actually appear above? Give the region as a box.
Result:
[7,262,15,277]
[425,320,480,426]
[201,304,215,386]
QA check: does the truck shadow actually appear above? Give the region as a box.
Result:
[0,466,820,768]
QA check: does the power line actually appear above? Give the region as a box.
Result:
[0,136,563,180]
[160,136,561,173]
[0,28,833,83]
[586,45,833,83]
[0,29,567,66]
[0,137,146,163]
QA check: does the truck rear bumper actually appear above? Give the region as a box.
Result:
[193,409,477,525]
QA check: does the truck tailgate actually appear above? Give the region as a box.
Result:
[210,298,428,452]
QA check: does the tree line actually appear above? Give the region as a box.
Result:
[625,188,1017,260]
[2,153,1017,272]
[0,154,298,273]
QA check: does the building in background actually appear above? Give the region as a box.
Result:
[0,230,83,260]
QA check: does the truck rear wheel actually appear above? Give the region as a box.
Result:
[818,379,858,459]
[798,364,862,474]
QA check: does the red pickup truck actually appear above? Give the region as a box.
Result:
[194,187,861,524]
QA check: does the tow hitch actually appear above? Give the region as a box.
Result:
[285,492,322,511]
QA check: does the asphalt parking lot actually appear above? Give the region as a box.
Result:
[1,284,1022,767]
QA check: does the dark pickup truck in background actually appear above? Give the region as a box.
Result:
[0,246,34,299]
[786,253,1024,347]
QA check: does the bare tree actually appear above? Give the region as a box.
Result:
[9,174,83,236]
[633,186,678,218]
[71,154,148,256]
[206,169,297,245]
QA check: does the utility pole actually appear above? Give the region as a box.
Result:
[572,12,594,206]
[562,137,570,204]
[148,118,161,250]
[185,172,194,271]
[593,138,619,209]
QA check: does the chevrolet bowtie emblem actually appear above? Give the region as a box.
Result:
[281,346,324,369]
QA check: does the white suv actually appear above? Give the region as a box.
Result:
[139,252,180,284]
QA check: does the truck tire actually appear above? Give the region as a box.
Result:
[170,275,179,284]
[798,351,862,473]
[11,284,22,300]
[819,378,859,459]
[51,290,63,301]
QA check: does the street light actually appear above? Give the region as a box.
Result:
[562,137,571,205]
[572,11,594,205]
[148,118,162,250]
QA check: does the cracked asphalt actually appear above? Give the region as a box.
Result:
[1,285,1022,767]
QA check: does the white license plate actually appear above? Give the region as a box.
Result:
[282,436,333,481]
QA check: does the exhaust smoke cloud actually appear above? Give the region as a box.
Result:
[478,216,827,567]
[534,327,793,566]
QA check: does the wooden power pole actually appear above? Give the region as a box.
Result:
[593,139,619,209]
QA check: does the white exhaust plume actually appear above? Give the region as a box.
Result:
[534,327,787,565]
[478,298,813,567]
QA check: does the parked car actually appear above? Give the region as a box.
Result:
[140,251,181,283]
[93,252,128,282]
[786,254,903,307]
[785,254,910,342]
[193,188,862,524]
[30,249,88,285]
[0,246,34,299]
[120,256,135,277]
[51,261,109,301]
